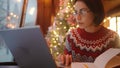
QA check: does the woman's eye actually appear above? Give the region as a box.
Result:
[81,10,87,14]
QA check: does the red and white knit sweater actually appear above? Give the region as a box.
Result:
[64,26,120,62]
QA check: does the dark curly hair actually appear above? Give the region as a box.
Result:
[74,0,105,26]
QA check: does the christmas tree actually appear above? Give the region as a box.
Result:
[45,0,76,59]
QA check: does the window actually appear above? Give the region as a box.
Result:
[0,0,37,62]
[108,16,120,36]
[24,0,37,26]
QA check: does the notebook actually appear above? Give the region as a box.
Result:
[0,26,57,68]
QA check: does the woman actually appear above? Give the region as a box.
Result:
[57,0,120,66]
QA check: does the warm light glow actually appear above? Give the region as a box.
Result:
[10,12,13,16]
[60,7,62,10]
[107,17,111,20]
[52,38,55,40]
[6,23,16,29]
[76,25,79,27]
[107,17,116,31]
[13,14,17,18]
[53,41,57,43]
[45,0,76,59]
[68,5,70,8]
[71,8,74,11]
[71,0,73,2]
[66,7,69,10]
[60,22,62,24]
[117,17,120,36]
[53,31,57,35]
[57,13,60,16]
[65,10,68,13]
[64,26,66,29]
[68,2,70,5]
[50,44,53,47]
[73,5,75,8]
[29,7,35,15]
[103,19,107,22]
[56,38,58,41]
[107,17,120,36]
[58,43,61,45]
[54,46,57,48]
[56,52,59,55]
[56,34,59,37]
[57,28,60,30]
[66,15,69,17]
[16,0,21,2]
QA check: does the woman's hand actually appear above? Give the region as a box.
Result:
[57,54,72,66]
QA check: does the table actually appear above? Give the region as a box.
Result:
[0,66,20,68]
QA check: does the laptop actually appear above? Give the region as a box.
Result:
[0,26,57,68]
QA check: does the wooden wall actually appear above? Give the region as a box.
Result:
[36,0,59,36]
[36,0,120,36]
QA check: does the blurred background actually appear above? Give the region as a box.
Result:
[0,0,120,62]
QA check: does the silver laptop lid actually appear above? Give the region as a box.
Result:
[0,26,57,68]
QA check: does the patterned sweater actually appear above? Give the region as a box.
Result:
[64,26,120,62]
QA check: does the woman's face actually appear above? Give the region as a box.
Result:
[74,1,95,29]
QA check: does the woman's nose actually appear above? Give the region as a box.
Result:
[76,14,81,20]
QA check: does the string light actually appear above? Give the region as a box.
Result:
[64,26,67,29]
[66,14,69,17]
[58,43,61,45]
[53,41,57,43]
[71,0,73,2]
[6,23,16,29]
[66,7,69,10]
[60,7,62,10]
[45,0,75,59]
[29,7,35,15]
[16,0,21,2]
[10,12,13,16]
[57,13,60,16]
[68,2,70,5]
[57,28,60,30]
[107,17,111,20]
[65,10,68,13]
[13,14,17,18]
[54,46,57,48]
[103,19,107,22]
[56,38,59,41]
[53,31,57,35]
[56,52,59,55]
[60,22,62,24]
[52,38,55,40]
